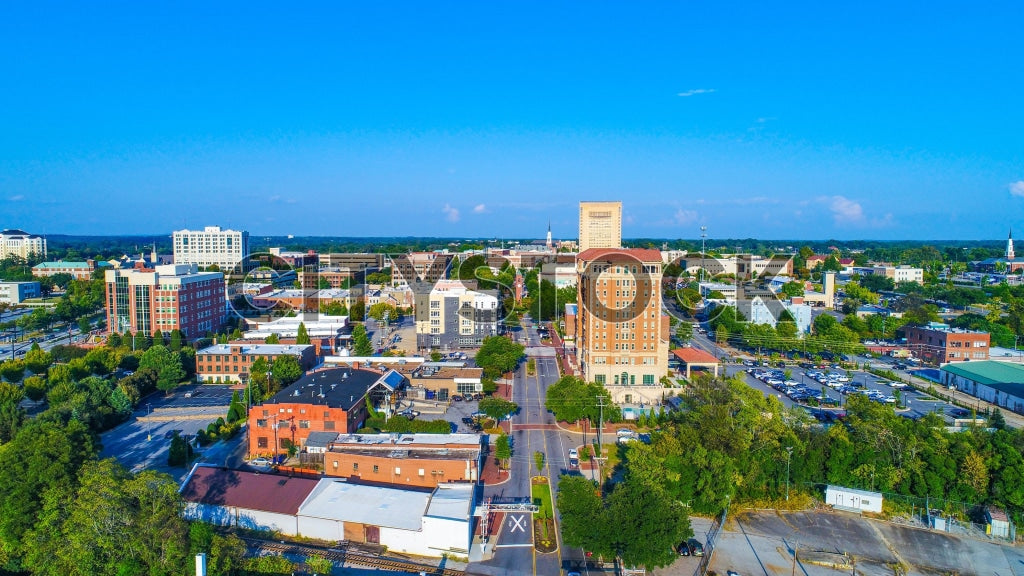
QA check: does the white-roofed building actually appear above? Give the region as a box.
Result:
[296,479,474,556]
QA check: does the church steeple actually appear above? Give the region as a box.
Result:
[545,221,552,249]
[1008,228,1016,261]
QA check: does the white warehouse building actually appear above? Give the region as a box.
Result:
[180,464,475,557]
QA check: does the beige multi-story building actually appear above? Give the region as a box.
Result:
[0,229,46,261]
[172,226,249,271]
[578,201,622,252]
[575,248,669,404]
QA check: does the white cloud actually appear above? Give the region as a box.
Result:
[673,209,699,225]
[824,195,865,225]
[473,204,487,214]
[442,204,460,223]
[1010,181,1024,197]
[9,195,24,201]
[677,88,716,97]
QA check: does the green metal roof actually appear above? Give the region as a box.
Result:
[32,261,91,269]
[941,361,1024,395]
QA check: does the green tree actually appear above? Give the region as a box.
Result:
[77,317,91,334]
[0,418,96,559]
[306,555,334,575]
[675,321,693,343]
[349,300,366,320]
[781,281,805,298]
[557,475,607,554]
[368,302,398,323]
[474,336,525,379]
[545,375,618,424]
[226,390,246,423]
[606,479,692,569]
[478,397,518,421]
[264,333,280,344]
[0,400,24,444]
[107,332,123,348]
[24,342,55,375]
[495,434,512,469]
[534,451,545,472]
[168,432,190,466]
[352,323,373,356]
[270,355,304,387]
[208,533,246,576]
[0,359,26,383]
[139,345,186,394]
[296,322,311,345]
[168,329,184,351]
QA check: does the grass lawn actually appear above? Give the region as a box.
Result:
[531,480,553,518]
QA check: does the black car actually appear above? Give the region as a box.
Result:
[461,417,474,425]
[677,542,690,556]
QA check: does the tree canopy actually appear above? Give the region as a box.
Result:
[474,336,524,379]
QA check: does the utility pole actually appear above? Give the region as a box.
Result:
[791,539,799,576]
[785,446,794,501]
[596,395,605,480]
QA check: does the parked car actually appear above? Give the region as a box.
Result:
[250,457,271,467]
[452,395,464,402]
[688,538,704,556]
[569,448,579,459]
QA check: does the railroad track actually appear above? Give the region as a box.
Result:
[243,536,466,576]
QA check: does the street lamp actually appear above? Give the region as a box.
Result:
[146,403,152,441]
[700,226,708,284]
[785,446,794,501]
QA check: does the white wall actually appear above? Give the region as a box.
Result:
[182,503,299,535]
[297,515,344,541]
[379,517,471,557]
[826,488,882,514]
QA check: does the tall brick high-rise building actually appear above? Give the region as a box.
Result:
[574,248,668,404]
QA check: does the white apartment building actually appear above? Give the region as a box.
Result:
[871,265,924,284]
[415,280,499,350]
[0,229,46,260]
[172,226,249,271]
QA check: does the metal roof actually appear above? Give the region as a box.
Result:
[299,479,432,530]
[941,361,1024,396]
[179,465,318,515]
[425,483,474,521]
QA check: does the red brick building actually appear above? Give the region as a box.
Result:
[322,433,483,488]
[104,263,224,339]
[247,367,406,458]
[195,343,317,383]
[904,323,990,364]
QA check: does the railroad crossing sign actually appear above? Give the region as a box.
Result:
[508,514,527,533]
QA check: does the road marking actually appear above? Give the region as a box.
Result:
[495,543,535,548]
[509,514,527,533]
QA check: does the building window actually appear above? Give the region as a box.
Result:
[419,468,425,476]
[299,420,310,429]
[257,437,268,448]
[394,467,401,475]
[353,463,358,471]
[373,465,379,473]
[595,374,605,385]
[324,421,335,430]
[256,419,267,428]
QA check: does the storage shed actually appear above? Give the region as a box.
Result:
[987,507,1011,539]
[825,485,883,514]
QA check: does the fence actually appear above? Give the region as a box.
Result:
[693,502,728,576]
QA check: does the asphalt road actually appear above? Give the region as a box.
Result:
[473,318,586,576]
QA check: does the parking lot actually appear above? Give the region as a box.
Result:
[725,362,962,422]
[99,384,241,482]
[702,509,1024,576]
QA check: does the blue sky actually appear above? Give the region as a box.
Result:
[2,2,1023,240]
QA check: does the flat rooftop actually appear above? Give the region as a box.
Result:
[331,432,482,448]
[299,479,433,530]
[197,343,312,355]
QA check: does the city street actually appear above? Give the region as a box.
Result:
[474,318,590,576]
